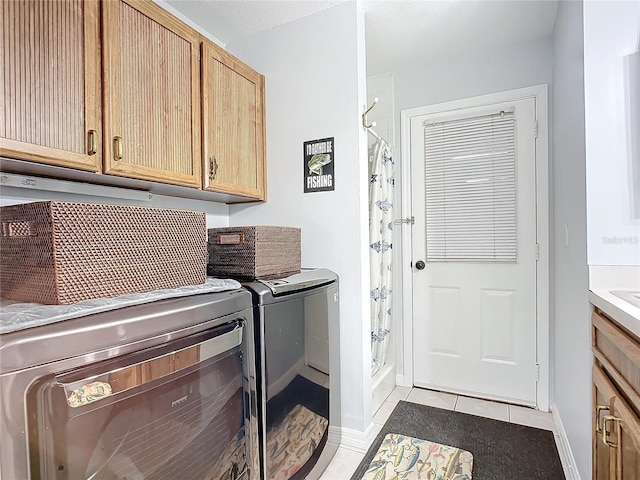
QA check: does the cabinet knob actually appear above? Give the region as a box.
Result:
[209,155,218,181]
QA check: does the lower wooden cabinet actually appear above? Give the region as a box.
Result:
[592,310,640,480]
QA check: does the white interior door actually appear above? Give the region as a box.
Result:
[411,98,538,405]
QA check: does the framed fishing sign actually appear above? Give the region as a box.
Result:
[303,137,335,193]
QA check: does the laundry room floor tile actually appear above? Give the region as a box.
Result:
[454,395,509,421]
[509,404,556,432]
[385,386,411,403]
[405,387,457,410]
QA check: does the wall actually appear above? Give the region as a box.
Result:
[551,2,590,479]
[393,35,553,123]
[366,73,395,151]
[584,0,640,265]
[225,2,373,438]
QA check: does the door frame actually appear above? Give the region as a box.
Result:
[398,85,550,411]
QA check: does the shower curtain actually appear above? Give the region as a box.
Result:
[369,138,394,376]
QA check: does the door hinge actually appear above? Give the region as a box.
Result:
[535,244,539,260]
[535,363,540,381]
[534,121,539,139]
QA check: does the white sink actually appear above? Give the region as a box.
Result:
[611,290,640,308]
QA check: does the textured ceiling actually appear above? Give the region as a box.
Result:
[165,0,559,76]
[164,0,348,44]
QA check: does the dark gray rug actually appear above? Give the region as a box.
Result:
[350,401,565,480]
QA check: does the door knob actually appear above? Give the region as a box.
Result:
[415,260,425,270]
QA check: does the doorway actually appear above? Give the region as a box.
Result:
[399,86,550,410]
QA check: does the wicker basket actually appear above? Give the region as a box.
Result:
[207,226,301,279]
[0,201,207,305]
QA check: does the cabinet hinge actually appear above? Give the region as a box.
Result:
[534,121,539,139]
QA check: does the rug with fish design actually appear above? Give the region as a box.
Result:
[362,433,473,480]
[350,400,565,480]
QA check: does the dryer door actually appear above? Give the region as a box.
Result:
[28,322,250,480]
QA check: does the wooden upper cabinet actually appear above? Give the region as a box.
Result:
[0,0,102,171]
[202,41,266,201]
[101,0,201,187]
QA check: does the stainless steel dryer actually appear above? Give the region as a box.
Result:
[0,289,259,480]
[243,268,340,480]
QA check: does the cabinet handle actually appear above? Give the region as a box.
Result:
[87,130,98,156]
[113,136,123,161]
[596,405,610,433]
[209,155,218,181]
[601,415,621,448]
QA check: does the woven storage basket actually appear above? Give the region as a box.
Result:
[207,226,301,279]
[0,201,207,305]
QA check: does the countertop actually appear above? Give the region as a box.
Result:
[589,265,640,339]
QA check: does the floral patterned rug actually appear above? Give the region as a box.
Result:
[361,433,473,480]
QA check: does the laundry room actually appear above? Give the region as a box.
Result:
[2,1,640,480]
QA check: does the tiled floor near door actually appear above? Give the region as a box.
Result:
[319,386,572,479]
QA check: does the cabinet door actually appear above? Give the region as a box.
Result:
[202,41,266,200]
[594,370,615,480]
[0,0,101,171]
[613,395,640,479]
[102,0,201,187]
[593,365,640,479]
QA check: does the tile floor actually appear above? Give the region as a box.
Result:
[319,386,571,479]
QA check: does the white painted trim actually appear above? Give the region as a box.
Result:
[534,85,551,412]
[399,85,551,410]
[398,107,415,389]
[338,423,378,453]
[552,403,582,480]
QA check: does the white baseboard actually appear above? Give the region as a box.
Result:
[338,423,378,453]
[551,403,581,480]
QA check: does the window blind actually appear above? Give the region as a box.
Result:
[424,111,517,262]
